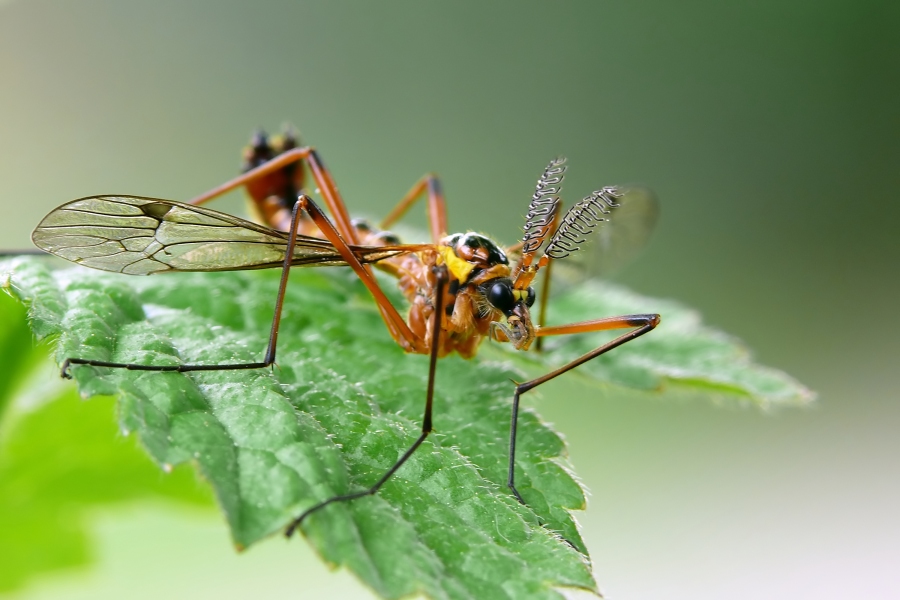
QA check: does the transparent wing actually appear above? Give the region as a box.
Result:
[32,195,415,275]
[579,185,659,276]
[548,185,659,286]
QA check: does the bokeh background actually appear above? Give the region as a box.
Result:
[1,1,897,598]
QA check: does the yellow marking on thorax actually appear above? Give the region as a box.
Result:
[439,246,475,282]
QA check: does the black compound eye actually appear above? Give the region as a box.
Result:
[487,281,515,314]
[525,287,536,307]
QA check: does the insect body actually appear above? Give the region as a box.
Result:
[32,130,660,535]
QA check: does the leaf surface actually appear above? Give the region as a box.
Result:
[538,281,812,405]
[0,256,811,598]
[0,295,212,593]
[1,258,596,599]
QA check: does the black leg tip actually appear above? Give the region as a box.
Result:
[508,484,527,505]
[284,522,298,538]
[561,536,579,552]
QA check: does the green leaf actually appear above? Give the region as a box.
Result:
[537,281,813,406]
[0,372,213,593]
[0,255,811,599]
[0,283,45,418]
[1,257,596,599]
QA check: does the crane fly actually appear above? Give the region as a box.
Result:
[31,128,660,536]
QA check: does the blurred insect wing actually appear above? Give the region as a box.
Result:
[537,184,658,291]
[577,185,658,277]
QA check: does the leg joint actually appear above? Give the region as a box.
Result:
[628,313,661,328]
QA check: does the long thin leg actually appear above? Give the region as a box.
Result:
[293,151,421,349]
[61,193,427,377]
[185,147,424,352]
[187,147,357,240]
[294,196,427,353]
[533,206,562,352]
[507,313,660,503]
[534,262,553,352]
[60,197,311,379]
[304,150,418,349]
[380,174,447,244]
[285,265,448,537]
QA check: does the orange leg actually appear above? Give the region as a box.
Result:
[379,174,448,244]
[293,195,427,352]
[507,313,660,503]
[188,147,356,243]
[532,205,561,352]
[60,195,428,379]
[186,147,420,352]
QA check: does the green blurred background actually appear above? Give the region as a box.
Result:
[1,1,897,598]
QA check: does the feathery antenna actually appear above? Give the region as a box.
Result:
[520,157,566,254]
[543,187,624,260]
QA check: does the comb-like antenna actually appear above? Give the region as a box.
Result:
[512,158,566,286]
[521,157,566,254]
[542,187,624,260]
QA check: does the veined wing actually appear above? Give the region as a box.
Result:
[542,185,657,277]
[32,195,421,275]
[581,185,659,276]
